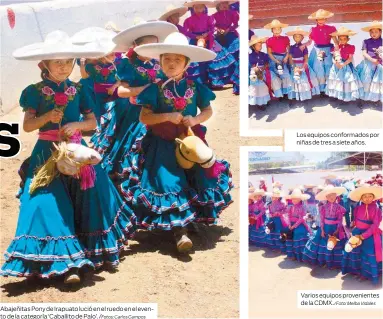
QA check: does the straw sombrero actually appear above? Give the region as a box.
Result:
[13,30,107,60]
[272,181,283,188]
[134,32,216,63]
[252,188,266,196]
[286,27,310,37]
[285,188,310,200]
[264,19,288,30]
[159,5,188,21]
[113,20,178,48]
[267,188,285,198]
[316,185,325,190]
[315,185,346,201]
[304,184,316,189]
[214,0,239,5]
[308,9,334,20]
[330,27,357,37]
[348,185,382,202]
[361,21,383,32]
[249,35,268,47]
[183,1,215,8]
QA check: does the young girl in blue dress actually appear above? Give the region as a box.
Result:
[284,188,312,261]
[264,188,288,252]
[286,27,320,104]
[91,21,177,178]
[342,185,382,284]
[303,185,347,269]
[357,21,383,108]
[118,31,233,253]
[249,189,268,247]
[325,27,364,103]
[0,31,136,284]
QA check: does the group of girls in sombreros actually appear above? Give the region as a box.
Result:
[160,1,239,93]
[249,183,382,284]
[1,17,233,284]
[249,9,382,110]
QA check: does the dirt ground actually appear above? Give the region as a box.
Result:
[0,87,282,318]
[249,247,382,319]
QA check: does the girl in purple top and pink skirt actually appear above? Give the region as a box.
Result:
[286,27,320,104]
[303,186,348,269]
[342,185,382,284]
[183,1,236,89]
[325,27,364,102]
[356,21,383,107]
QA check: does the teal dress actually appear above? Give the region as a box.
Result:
[0,78,136,278]
[92,55,165,176]
[84,61,119,122]
[118,78,233,230]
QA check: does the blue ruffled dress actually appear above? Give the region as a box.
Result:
[118,78,233,230]
[0,78,136,278]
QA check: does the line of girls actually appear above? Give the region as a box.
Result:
[248,183,382,285]
[1,3,234,285]
[249,9,382,110]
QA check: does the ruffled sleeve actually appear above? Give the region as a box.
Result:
[195,81,216,109]
[303,47,309,56]
[362,39,368,51]
[134,83,159,110]
[348,45,356,56]
[78,83,95,115]
[19,84,40,114]
[183,17,197,39]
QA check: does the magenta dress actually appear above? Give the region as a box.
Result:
[213,9,239,60]
[183,12,236,88]
[249,200,268,247]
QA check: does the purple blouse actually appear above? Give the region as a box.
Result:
[212,10,239,32]
[287,202,307,228]
[249,51,269,67]
[183,13,214,38]
[250,200,266,215]
[319,202,345,226]
[362,37,382,59]
[289,43,308,59]
[354,203,382,239]
[177,24,195,40]
[268,200,286,217]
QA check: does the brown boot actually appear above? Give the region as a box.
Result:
[173,227,193,253]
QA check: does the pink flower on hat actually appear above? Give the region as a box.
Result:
[65,86,77,96]
[54,92,68,106]
[42,86,55,96]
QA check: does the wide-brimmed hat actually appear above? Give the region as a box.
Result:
[264,19,288,30]
[286,27,310,37]
[252,188,266,197]
[134,32,216,62]
[13,30,107,61]
[316,185,325,190]
[113,20,178,48]
[71,27,129,54]
[304,184,316,189]
[249,35,268,47]
[330,27,357,37]
[285,188,310,200]
[349,185,382,202]
[159,5,188,21]
[308,9,334,20]
[267,188,285,198]
[315,185,346,201]
[214,0,238,6]
[361,21,383,32]
[183,1,215,8]
[272,181,283,188]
